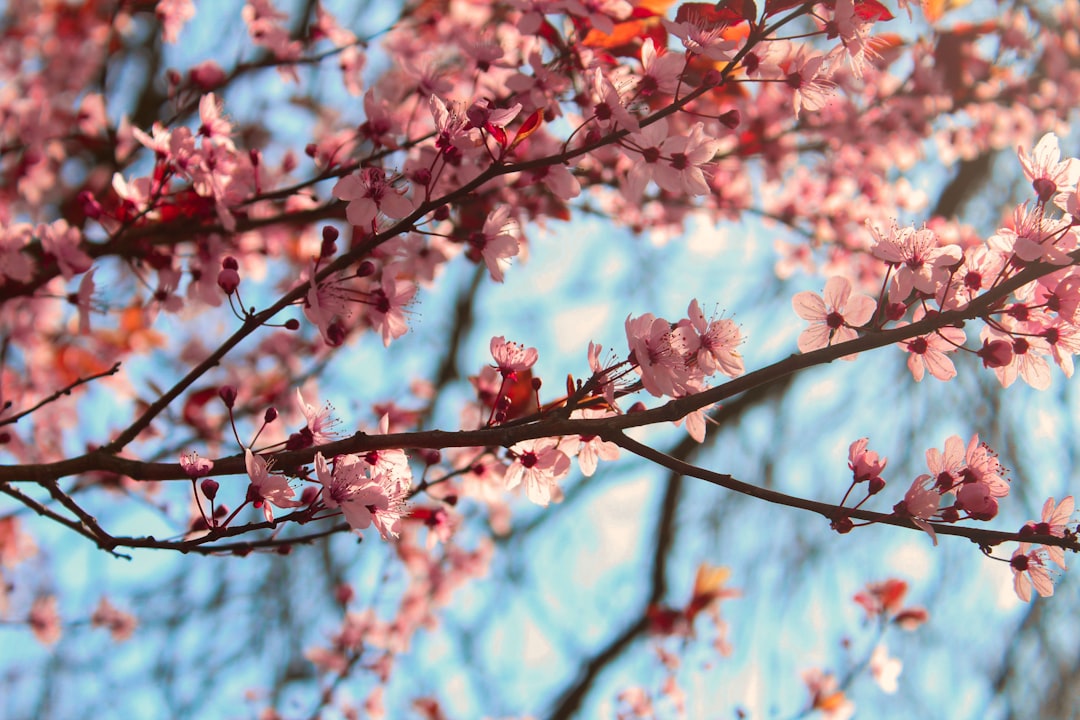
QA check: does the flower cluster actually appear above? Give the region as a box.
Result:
[625,299,745,401]
[836,436,1077,602]
[790,133,1080,392]
[314,450,410,540]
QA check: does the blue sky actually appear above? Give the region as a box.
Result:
[2,1,1079,719]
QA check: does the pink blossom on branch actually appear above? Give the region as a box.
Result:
[468,206,520,282]
[894,474,941,545]
[490,335,538,379]
[332,168,414,231]
[899,317,965,382]
[314,452,409,540]
[868,221,962,301]
[671,298,744,378]
[504,437,571,507]
[1021,495,1075,569]
[244,449,301,523]
[792,276,876,357]
[1010,543,1055,602]
[1018,132,1080,204]
[848,438,886,484]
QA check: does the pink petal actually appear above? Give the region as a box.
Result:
[822,276,852,310]
[792,291,826,321]
[843,293,877,327]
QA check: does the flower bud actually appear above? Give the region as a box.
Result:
[218,386,237,408]
[356,260,376,277]
[200,478,219,501]
[335,583,355,606]
[977,339,1013,369]
[217,268,240,294]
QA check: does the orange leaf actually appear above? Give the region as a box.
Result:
[923,0,972,23]
[54,344,113,388]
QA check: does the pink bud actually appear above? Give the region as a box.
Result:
[217,268,240,294]
[188,60,226,90]
[218,386,237,408]
[977,339,1013,368]
[78,190,102,219]
[335,583,355,605]
[200,478,219,501]
[718,109,740,129]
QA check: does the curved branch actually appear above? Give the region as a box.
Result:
[611,432,1077,552]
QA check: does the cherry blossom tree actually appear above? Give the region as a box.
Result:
[1,0,1079,718]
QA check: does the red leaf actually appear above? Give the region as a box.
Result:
[488,124,508,147]
[675,2,750,27]
[508,109,544,151]
[854,0,894,21]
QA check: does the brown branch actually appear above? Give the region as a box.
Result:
[2,245,1065,485]
[610,432,1079,552]
[0,362,121,428]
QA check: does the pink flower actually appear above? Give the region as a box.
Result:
[295,388,341,447]
[245,449,301,523]
[983,328,1053,390]
[29,595,61,646]
[570,408,620,476]
[180,451,214,479]
[91,597,138,642]
[868,221,962,300]
[625,313,691,398]
[1018,132,1080,204]
[332,168,413,230]
[625,121,719,198]
[560,0,632,35]
[901,323,965,382]
[468,206,520,282]
[1022,495,1074,568]
[156,0,196,43]
[490,336,538,379]
[662,6,738,60]
[925,435,965,494]
[1010,543,1054,602]
[504,438,571,507]
[961,434,1009,498]
[672,298,744,378]
[304,263,352,346]
[39,219,91,279]
[638,39,683,97]
[314,452,408,540]
[895,474,940,545]
[792,276,876,357]
[989,202,1074,265]
[197,93,235,150]
[848,438,886,484]
[365,268,415,347]
[784,48,834,117]
[1028,495,1075,537]
[431,95,474,154]
[589,68,639,132]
